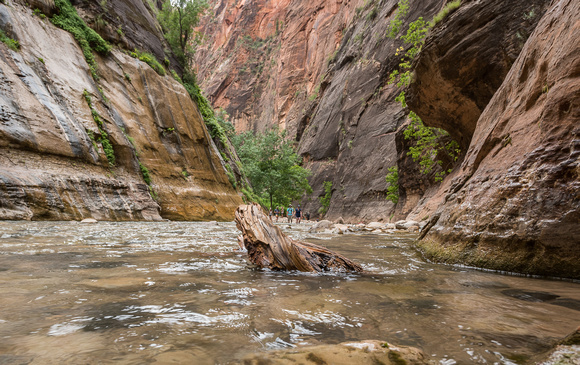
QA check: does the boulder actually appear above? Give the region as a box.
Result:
[309,220,333,233]
[333,224,350,234]
[385,223,396,230]
[395,221,419,230]
[367,222,385,230]
[80,218,98,224]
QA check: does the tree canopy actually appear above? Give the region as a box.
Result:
[158,0,208,66]
[233,128,312,209]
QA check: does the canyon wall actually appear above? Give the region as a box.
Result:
[0,0,242,221]
[410,0,580,278]
[195,0,449,222]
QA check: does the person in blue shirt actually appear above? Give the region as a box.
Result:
[287,204,294,224]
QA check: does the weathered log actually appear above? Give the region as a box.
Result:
[235,204,363,273]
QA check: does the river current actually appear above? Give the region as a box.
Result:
[0,220,578,364]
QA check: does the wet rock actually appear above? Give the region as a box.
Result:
[238,340,427,365]
[395,221,419,230]
[534,327,580,364]
[385,223,396,230]
[80,218,98,224]
[333,224,350,234]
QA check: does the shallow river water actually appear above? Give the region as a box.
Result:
[0,220,578,364]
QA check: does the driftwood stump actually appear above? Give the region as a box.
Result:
[235,204,363,273]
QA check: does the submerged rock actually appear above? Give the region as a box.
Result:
[239,340,427,364]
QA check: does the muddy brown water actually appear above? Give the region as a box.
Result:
[0,221,578,364]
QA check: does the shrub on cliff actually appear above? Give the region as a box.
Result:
[52,0,111,80]
[158,0,208,66]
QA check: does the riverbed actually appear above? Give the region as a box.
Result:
[0,220,578,364]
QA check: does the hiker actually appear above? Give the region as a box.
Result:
[287,204,294,224]
[274,206,280,222]
[268,208,273,221]
[295,205,302,224]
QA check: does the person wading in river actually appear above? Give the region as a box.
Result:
[287,204,294,224]
[274,206,280,222]
[295,205,302,224]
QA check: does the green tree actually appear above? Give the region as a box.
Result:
[158,0,208,65]
[385,167,399,204]
[233,128,312,208]
[318,181,333,215]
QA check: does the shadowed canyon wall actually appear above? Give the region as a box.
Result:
[0,0,242,221]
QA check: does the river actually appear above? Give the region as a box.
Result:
[0,220,578,364]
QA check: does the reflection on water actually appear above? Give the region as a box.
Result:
[0,220,578,364]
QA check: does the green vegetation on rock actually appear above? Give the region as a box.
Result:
[129,49,166,76]
[387,2,462,183]
[318,181,333,216]
[385,166,399,204]
[0,29,20,51]
[404,112,460,182]
[386,0,410,38]
[430,0,461,27]
[52,0,111,80]
[83,90,116,166]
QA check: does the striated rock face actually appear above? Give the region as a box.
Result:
[196,0,578,278]
[0,2,242,221]
[193,0,360,135]
[414,0,580,279]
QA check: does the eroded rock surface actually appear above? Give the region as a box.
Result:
[0,2,242,221]
[239,340,427,365]
[407,0,550,150]
[415,0,580,279]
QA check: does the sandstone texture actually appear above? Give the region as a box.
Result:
[407,0,550,150]
[239,340,427,365]
[414,0,580,279]
[0,1,242,221]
